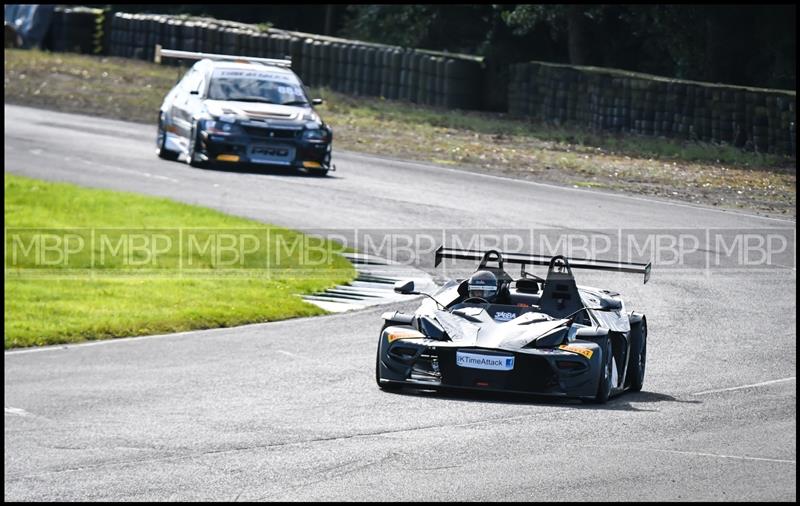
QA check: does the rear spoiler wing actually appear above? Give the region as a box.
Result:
[154,44,292,68]
[434,246,652,284]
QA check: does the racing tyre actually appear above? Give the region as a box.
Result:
[375,328,401,391]
[308,167,329,177]
[156,117,179,161]
[592,338,613,403]
[628,316,647,392]
[187,125,207,168]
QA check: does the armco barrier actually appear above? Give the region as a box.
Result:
[509,60,795,156]
[42,9,794,156]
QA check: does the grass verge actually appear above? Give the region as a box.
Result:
[4,174,355,348]
[4,48,795,217]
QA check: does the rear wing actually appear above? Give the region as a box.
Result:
[434,246,652,284]
[154,44,292,68]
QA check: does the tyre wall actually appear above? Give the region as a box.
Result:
[508,61,795,156]
[102,12,484,111]
[43,9,796,156]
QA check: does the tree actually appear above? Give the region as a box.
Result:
[502,4,794,89]
[339,5,503,56]
[503,5,607,65]
[90,4,794,89]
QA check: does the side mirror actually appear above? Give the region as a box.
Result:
[393,280,417,295]
[312,98,323,105]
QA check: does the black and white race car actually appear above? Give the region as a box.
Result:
[376,246,652,403]
[154,46,333,175]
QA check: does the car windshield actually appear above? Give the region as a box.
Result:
[207,73,308,106]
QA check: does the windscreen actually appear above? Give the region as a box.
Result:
[206,68,308,105]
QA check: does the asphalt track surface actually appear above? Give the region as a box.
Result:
[4,105,796,501]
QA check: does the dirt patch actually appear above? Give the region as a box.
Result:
[328,122,796,218]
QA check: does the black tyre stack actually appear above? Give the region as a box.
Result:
[49,6,102,55]
[41,9,796,156]
[507,59,796,156]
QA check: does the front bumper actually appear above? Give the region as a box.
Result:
[198,126,332,169]
[378,332,602,399]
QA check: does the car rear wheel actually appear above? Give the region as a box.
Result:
[593,338,613,403]
[628,317,647,392]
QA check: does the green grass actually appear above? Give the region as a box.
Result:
[4,174,356,348]
[3,48,795,216]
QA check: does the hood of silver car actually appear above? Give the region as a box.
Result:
[204,100,312,122]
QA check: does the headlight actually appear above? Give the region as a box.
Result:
[201,120,241,135]
[302,128,330,142]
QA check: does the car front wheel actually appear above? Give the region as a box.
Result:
[628,317,647,392]
[592,338,613,403]
[156,117,179,161]
[375,328,401,391]
[187,125,207,168]
[308,167,329,177]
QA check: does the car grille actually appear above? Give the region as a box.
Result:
[409,351,441,384]
[436,348,559,392]
[242,125,300,140]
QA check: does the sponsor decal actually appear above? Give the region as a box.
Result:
[456,351,515,371]
[213,69,293,82]
[387,330,424,342]
[493,311,517,322]
[469,280,495,290]
[558,345,593,359]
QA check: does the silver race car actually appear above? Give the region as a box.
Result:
[377,246,651,403]
[155,46,333,175]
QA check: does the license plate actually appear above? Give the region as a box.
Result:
[252,146,289,157]
[456,351,514,371]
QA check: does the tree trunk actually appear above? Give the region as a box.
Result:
[566,5,587,65]
[324,5,335,36]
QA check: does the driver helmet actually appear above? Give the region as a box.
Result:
[467,270,499,302]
